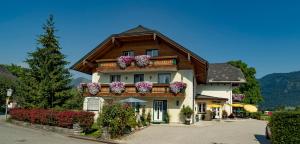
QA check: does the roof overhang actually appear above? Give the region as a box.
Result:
[70,26,208,83]
[195,94,228,101]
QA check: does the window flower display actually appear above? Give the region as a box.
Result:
[134,55,151,67]
[109,81,125,94]
[170,81,187,94]
[117,56,134,69]
[232,94,245,102]
[135,81,153,94]
[87,83,101,95]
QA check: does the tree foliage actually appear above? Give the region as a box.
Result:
[23,15,72,108]
[228,60,263,105]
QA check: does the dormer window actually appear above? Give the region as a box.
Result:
[146,49,158,57]
[123,51,134,56]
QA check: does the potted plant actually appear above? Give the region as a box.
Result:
[170,81,187,94]
[204,110,212,121]
[117,56,134,69]
[135,81,153,94]
[180,105,193,125]
[134,55,151,67]
[109,81,125,94]
[222,110,228,119]
[86,83,101,95]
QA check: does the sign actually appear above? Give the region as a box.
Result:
[87,97,100,111]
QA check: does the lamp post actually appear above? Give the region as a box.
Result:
[5,88,13,120]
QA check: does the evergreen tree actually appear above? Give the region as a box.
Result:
[228,60,263,105]
[25,15,72,108]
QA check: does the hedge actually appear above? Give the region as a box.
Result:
[270,111,300,144]
[10,108,94,132]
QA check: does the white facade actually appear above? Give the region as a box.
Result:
[87,70,196,123]
[196,84,233,119]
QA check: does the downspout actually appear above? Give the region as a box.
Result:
[192,76,195,124]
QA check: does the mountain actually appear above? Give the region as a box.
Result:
[70,77,91,87]
[259,71,300,109]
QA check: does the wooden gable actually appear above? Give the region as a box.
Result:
[71,26,208,83]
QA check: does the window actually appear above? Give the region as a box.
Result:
[146,49,159,57]
[110,75,121,82]
[134,74,144,83]
[158,73,171,84]
[123,51,134,56]
[198,102,206,113]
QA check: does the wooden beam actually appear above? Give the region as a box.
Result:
[112,37,115,44]
[153,33,157,40]
[83,60,96,68]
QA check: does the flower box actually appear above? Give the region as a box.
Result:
[117,56,135,69]
[87,83,101,95]
[109,81,125,94]
[134,55,151,67]
[135,81,153,94]
[170,81,187,94]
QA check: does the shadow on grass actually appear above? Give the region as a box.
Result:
[255,134,271,144]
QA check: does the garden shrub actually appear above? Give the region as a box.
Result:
[9,108,94,132]
[270,111,300,144]
[98,103,137,138]
[146,111,151,123]
[249,111,262,120]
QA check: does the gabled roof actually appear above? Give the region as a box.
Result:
[71,25,208,72]
[207,63,246,83]
[120,25,153,35]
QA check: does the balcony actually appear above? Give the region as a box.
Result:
[95,56,178,73]
[83,83,185,97]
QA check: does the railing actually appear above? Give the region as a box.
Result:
[83,83,185,97]
[95,56,178,73]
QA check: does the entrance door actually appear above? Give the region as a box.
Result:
[153,100,164,122]
[212,107,221,119]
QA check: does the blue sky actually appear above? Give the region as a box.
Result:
[1,0,300,79]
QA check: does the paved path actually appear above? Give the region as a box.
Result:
[0,115,102,144]
[122,119,270,144]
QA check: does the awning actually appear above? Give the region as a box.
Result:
[231,103,244,107]
[195,94,228,101]
[118,97,147,103]
[209,104,222,108]
[244,104,258,113]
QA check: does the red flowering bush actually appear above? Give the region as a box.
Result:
[56,111,77,128]
[9,108,94,132]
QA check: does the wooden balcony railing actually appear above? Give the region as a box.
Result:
[95,56,178,73]
[83,83,185,97]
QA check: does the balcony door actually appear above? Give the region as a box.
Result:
[153,100,167,122]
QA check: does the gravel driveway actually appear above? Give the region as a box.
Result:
[121,119,270,144]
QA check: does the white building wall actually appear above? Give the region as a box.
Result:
[168,70,194,123]
[90,70,195,123]
[196,84,233,114]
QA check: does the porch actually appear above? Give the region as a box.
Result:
[195,95,229,121]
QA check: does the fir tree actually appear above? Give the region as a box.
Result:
[25,15,72,108]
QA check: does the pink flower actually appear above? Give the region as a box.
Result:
[170,82,186,94]
[87,83,101,95]
[135,81,153,94]
[117,56,134,68]
[135,55,151,67]
[109,81,125,94]
[232,94,245,101]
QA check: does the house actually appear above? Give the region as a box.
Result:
[71,25,246,123]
